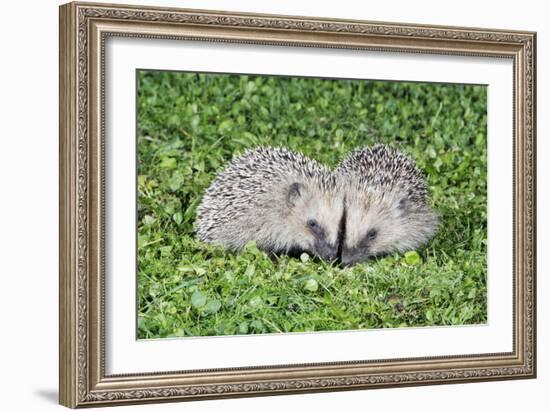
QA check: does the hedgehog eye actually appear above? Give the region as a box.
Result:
[367,229,378,240]
[307,219,324,237]
[307,219,318,229]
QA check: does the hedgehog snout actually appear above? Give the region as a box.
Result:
[314,240,339,262]
[340,246,369,267]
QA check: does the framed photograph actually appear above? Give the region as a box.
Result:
[59,1,537,408]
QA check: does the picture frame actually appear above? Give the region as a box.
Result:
[59,1,536,408]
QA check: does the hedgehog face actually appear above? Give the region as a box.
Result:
[341,188,438,266]
[285,182,344,261]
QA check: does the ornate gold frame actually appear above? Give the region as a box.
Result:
[59,1,536,408]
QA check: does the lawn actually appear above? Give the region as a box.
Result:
[136,70,487,339]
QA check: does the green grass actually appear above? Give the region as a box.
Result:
[136,70,487,339]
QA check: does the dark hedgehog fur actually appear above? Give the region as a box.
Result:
[337,144,429,205]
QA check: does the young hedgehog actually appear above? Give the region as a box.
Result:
[335,144,438,266]
[195,146,345,261]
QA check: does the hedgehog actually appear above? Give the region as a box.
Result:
[335,144,438,266]
[195,146,345,261]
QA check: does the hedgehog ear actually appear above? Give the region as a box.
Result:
[287,182,304,207]
[396,196,409,215]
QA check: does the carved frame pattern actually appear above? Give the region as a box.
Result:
[59,1,536,408]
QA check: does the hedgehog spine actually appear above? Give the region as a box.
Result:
[195,146,345,261]
[336,144,438,266]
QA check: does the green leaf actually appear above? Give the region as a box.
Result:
[137,175,148,187]
[251,320,264,332]
[159,157,177,169]
[243,241,259,253]
[300,253,310,263]
[173,212,183,225]
[249,295,263,308]
[304,278,319,292]
[266,295,278,305]
[190,291,206,308]
[168,173,184,191]
[238,322,249,334]
[205,299,222,314]
[143,215,155,225]
[190,115,200,129]
[245,81,256,93]
[426,309,434,322]
[403,251,421,266]
[218,119,234,133]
